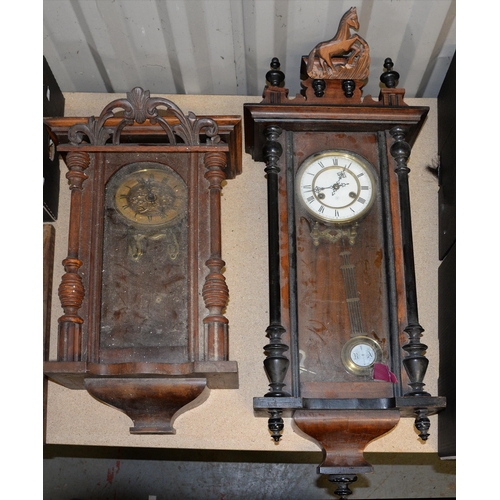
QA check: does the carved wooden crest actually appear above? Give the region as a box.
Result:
[67,87,221,146]
[262,7,403,105]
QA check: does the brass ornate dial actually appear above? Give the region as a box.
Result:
[296,150,376,225]
[114,167,187,227]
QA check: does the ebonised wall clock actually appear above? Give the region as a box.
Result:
[44,88,241,434]
[244,7,445,499]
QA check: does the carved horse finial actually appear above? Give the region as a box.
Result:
[306,7,370,81]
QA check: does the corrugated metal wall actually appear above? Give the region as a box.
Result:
[43,0,456,99]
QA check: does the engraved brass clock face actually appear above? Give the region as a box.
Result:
[296,150,376,224]
[115,167,187,227]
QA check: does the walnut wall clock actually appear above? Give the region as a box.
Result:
[44,87,241,434]
[244,7,445,499]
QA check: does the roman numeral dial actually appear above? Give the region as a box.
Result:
[296,150,376,224]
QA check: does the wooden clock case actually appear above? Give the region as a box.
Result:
[244,9,445,497]
[44,88,241,434]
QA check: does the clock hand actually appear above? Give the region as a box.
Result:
[331,182,349,194]
[138,176,158,204]
[144,181,158,203]
[314,169,351,197]
[331,168,351,193]
[139,184,159,213]
[315,181,349,193]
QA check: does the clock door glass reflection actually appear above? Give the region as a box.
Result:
[100,162,189,364]
[291,138,393,395]
[295,216,390,387]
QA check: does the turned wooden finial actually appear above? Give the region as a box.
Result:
[262,57,289,103]
[380,58,400,88]
[378,58,405,105]
[266,57,286,87]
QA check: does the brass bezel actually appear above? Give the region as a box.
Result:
[341,335,382,376]
[295,150,377,225]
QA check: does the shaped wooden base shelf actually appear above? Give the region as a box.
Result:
[44,361,238,390]
[44,360,238,434]
[85,377,208,434]
[293,409,400,474]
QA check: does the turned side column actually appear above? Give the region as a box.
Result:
[261,125,291,441]
[390,126,432,440]
[202,151,229,361]
[262,125,290,397]
[390,126,430,397]
[57,151,89,362]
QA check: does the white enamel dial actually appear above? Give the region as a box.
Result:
[296,150,376,224]
[350,344,376,367]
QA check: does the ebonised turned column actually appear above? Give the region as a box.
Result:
[262,124,290,441]
[390,125,432,440]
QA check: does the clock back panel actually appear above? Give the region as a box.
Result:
[280,131,397,399]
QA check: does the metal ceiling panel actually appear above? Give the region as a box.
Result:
[43,0,456,99]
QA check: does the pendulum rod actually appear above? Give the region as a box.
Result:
[339,236,364,336]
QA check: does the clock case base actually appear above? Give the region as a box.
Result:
[254,395,445,417]
[44,361,238,435]
[293,409,400,475]
[44,89,242,435]
[44,361,238,390]
[85,377,208,435]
